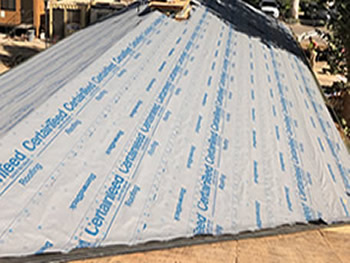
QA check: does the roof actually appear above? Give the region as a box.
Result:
[0,0,349,260]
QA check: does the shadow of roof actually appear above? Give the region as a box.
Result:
[198,0,307,65]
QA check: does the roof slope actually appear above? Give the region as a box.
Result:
[0,4,143,138]
[0,0,349,258]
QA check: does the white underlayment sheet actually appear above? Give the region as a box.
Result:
[0,4,349,257]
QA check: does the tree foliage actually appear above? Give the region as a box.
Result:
[327,0,350,80]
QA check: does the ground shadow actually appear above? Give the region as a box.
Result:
[199,0,308,65]
[0,44,41,69]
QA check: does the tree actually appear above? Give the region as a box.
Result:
[291,0,300,18]
[319,0,350,145]
[328,0,350,81]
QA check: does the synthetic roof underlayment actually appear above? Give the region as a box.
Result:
[0,0,350,258]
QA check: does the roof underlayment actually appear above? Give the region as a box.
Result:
[0,0,350,259]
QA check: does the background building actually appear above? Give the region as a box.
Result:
[0,0,45,37]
